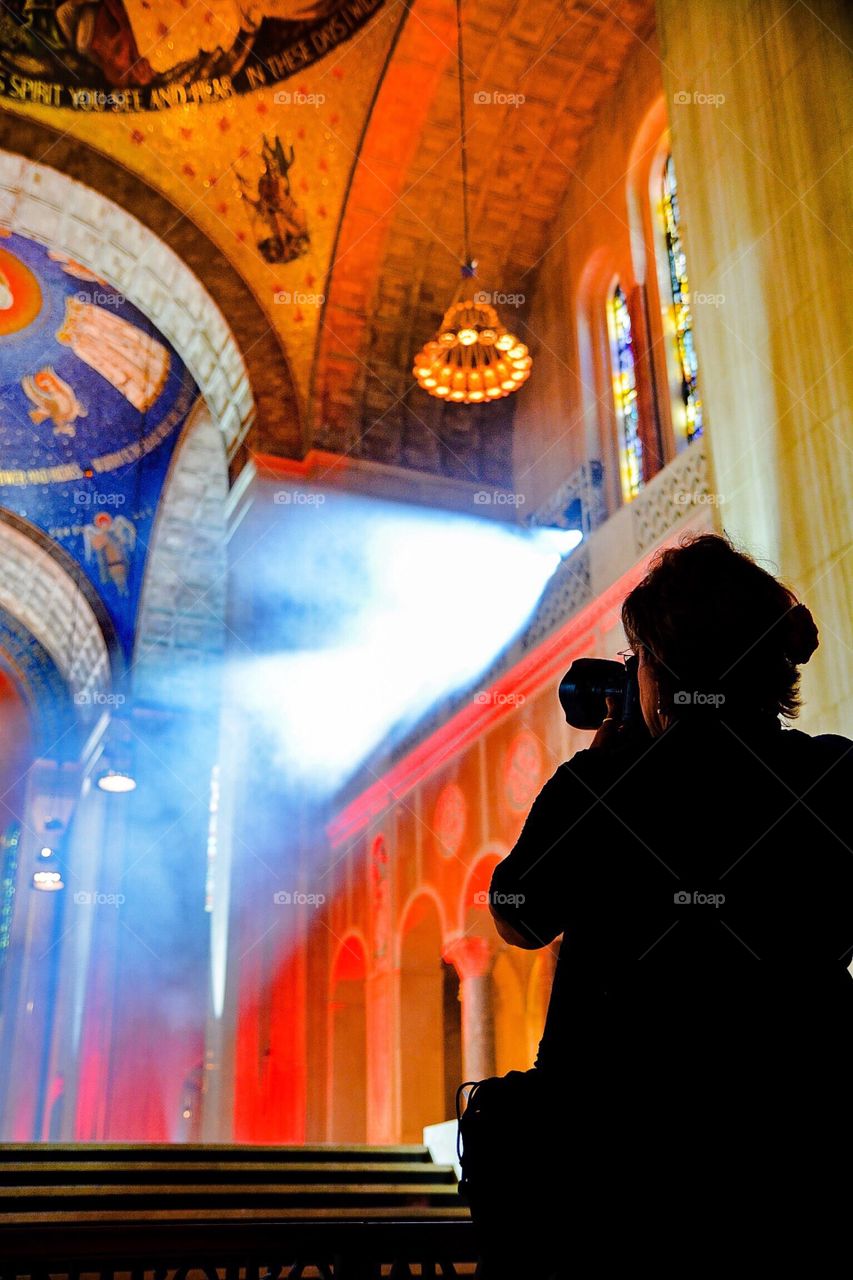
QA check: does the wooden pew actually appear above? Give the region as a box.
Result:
[0,1143,477,1278]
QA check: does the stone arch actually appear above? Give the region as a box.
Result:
[399,893,447,1142]
[0,512,114,749]
[396,885,448,965]
[133,399,228,709]
[328,933,368,1143]
[0,116,302,472]
[492,949,530,1075]
[458,845,507,936]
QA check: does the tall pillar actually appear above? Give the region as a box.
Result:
[443,936,496,1083]
[656,0,852,732]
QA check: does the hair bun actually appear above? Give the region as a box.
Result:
[785,603,819,665]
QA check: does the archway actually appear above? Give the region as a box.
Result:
[492,950,530,1075]
[399,895,446,1142]
[328,936,368,1143]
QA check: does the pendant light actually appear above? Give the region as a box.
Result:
[412,0,532,404]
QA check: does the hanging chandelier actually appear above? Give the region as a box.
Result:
[412,0,532,404]
[413,287,532,403]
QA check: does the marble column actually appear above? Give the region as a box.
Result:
[443,935,496,1083]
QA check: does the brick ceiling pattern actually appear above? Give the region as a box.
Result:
[0,0,655,484]
[314,0,656,483]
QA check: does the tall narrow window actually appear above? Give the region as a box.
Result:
[662,154,702,443]
[606,283,643,502]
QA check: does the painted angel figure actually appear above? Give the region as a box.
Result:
[83,512,136,597]
[22,367,88,437]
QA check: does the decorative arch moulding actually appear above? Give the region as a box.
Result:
[0,150,253,455]
[0,123,302,463]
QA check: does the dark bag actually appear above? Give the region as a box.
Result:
[456,1070,537,1211]
[456,1069,577,1277]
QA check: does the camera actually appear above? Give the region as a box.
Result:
[558,653,650,741]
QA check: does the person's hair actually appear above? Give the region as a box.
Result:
[621,533,819,721]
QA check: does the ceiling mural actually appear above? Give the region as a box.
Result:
[0,1,404,417]
[0,229,199,655]
[0,0,655,481]
[0,0,386,107]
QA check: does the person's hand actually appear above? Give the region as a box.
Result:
[590,695,621,749]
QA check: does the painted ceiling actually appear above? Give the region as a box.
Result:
[0,229,198,655]
[0,0,655,482]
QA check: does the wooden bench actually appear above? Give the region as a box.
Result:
[0,1143,477,1278]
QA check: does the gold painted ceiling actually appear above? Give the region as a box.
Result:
[0,0,655,483]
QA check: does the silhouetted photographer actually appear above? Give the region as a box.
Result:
[459,533,853,1278]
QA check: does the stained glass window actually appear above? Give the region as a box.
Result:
[607,283,643,502]
[662,153,703,443]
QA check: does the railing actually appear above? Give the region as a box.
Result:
[527,458,607,537]
[0,1143,477,1279]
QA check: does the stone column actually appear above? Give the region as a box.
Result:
[443,936,496,1083]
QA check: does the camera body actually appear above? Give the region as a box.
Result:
[559,654,649,740]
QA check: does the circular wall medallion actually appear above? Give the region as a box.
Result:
[504,728,543,813]
[433,782,467,859]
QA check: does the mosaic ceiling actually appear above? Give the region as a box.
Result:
[0,229,198,655]
[0,0,655,482]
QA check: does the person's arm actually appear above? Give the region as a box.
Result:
[490,903,542,949]
[488,757,600,949]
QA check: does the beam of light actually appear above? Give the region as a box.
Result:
[230,485,582,795]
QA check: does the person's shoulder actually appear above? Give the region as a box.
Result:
[781,728,853,757]
[554,744,638,790]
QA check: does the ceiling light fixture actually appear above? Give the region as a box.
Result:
[412,0,531,404]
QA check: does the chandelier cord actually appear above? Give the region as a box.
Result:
[455,0,472,272]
